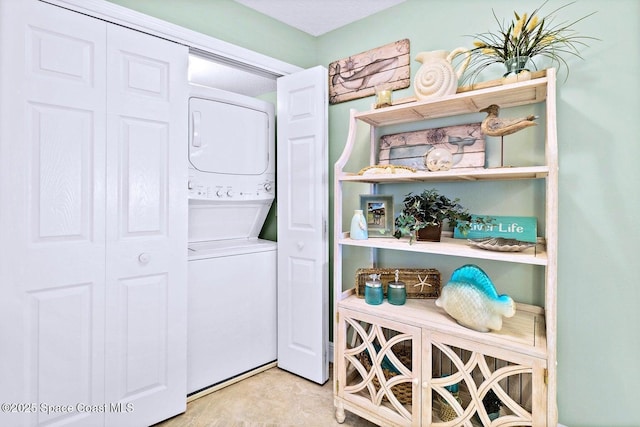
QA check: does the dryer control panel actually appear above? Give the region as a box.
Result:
[188,168,275,201]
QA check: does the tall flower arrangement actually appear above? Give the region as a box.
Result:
[462,1,597,83]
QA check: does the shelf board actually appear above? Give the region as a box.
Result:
[355,75,548,127]
[338,295,547,359]
[339,166,549,184]
[338,235,547,266]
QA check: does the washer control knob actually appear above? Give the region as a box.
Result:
[187,180,194,190]
[264,182,273,192]
[216,190,224,198]
[226,190,234,197]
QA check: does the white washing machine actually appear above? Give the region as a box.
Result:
[186,83,277,395]
[187,239,276,394]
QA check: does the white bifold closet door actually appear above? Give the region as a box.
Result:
[276,66,329,385]
[104,20,188,427]
[0,1,188,426]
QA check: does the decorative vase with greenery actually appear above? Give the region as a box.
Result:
[462,0,597,83]
[393,189,492,244]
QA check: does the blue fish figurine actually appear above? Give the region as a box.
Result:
[435,264,515,332]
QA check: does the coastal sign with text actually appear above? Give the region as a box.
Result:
[454,215,537,243]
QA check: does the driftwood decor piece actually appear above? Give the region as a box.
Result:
[378,123,485,170]
[328,39,410,105]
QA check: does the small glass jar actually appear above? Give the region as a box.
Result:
[374,84,393,108]
[364,274,383,305]
[387,269,406,305]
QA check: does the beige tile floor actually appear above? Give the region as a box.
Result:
[154,366,377,427]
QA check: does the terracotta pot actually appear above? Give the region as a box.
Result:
[416,224,442,242]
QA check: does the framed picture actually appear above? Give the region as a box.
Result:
[360,194,394,238]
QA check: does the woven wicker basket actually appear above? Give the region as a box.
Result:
[438,396,461,421]
[356,347,413,405]
[355,267,440,299]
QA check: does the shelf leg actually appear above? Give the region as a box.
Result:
[335,399,346,423]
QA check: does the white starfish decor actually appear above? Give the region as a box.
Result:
[413,274,433,292]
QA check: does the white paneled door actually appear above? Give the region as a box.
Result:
[0,1,188,426]
[104,24,188,427]
[0,2,107,426]
[276,66,329,384]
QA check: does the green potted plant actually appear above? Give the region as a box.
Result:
[393,189,491,243]
[482,389,503,420]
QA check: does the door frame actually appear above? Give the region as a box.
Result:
[40,0,329,382]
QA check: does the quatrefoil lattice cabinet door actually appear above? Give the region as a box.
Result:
[336,307,421,426]
[425,331,547,426]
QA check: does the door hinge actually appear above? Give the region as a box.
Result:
[336,311,339,323]
[544,368,548,385]
[336,379,339,393]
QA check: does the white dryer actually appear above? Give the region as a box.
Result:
[186,84,277,395]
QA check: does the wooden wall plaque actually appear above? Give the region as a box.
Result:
[378,123,485,170]
[328,39,410,105]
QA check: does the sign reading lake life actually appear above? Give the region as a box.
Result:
[328,39,410,105]
[454,215,538,243]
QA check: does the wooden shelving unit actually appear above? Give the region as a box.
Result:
[339,166,550,183]
[337,235,547,266]
[333,70,558,426]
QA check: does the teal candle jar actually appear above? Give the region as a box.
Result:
[387,281,406,305]
[387,269,406,305]
[364,274,383,305]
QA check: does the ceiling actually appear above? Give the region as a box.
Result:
[232,0,407,36]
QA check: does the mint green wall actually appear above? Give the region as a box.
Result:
[108,1,638,425]
[105,0,317,68]
[318,1,639,426]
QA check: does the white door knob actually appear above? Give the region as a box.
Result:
[297,241,305,250]
[138,253,150,264]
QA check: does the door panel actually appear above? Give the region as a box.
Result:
[105,23,188,427]
[27,284,96,426]
[287,257,318,353]
[28,26,96,86]
[29,104,94,241]
[0,2,107,426]
[118,118,168,235]
[276,66,328,384]
[113,274,169,398]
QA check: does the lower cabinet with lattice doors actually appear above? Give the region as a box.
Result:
[335,303,549,426]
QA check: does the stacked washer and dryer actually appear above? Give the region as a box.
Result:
[186,84,277,395]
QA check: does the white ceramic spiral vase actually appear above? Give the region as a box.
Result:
[413,47,470,100]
